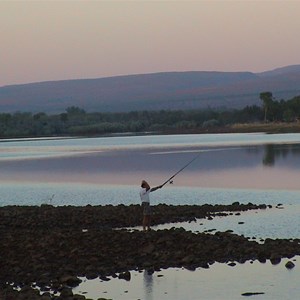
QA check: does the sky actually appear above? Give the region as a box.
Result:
[1,0,300,87]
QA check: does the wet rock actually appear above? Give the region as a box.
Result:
[60,275,82,287]
[141,243,155,254]
[118,271,131,281]
[0,203,298,299]
[285,261,295,269]
[86,272,98,280]
[181,255,196,264]
[100,275,111,281]
[59,286,73,297]
[242,292,265,296]
[41,294,52,300]
[270,255,281,265]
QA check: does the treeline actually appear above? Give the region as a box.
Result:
[0,93,299,138]
[260,92,300,122]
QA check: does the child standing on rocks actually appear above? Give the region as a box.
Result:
[139,180,162,231]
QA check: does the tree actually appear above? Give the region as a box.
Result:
[260,92,274,123]
[66,106,86,115]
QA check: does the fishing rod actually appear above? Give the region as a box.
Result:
[161,151,202,187]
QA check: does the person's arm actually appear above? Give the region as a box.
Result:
[150,184,163,192]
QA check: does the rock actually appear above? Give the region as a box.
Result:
[242,292,265,296]
[270,255,281,265]
[59,287,73,297]
[1,203,298,299]
[285,261,295,269]
[60,275,82,287]
[86,272,98,280]
[184,264,196,271]
[141,243,155,254]
[41,293,52,300]
[73,295,87,300]
[118,271,131,281]
[199,262,209,269]
[100,275,111,281]
[181,255,196,264]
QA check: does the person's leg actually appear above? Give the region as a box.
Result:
[147,215,151,231]
[143,215,150,231]
[142,215,147,231]
[142,202,147,231]
[142,203,151,231]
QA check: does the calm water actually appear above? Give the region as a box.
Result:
[74,257,300,300]
[2,133,300,299]
[0,132,300,204]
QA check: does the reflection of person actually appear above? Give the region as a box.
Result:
[140,180,162,231]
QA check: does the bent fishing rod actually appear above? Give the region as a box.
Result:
[161,151,202,187]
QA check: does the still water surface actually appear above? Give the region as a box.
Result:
[0,132,300,206]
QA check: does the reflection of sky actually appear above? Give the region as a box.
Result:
[0,133,300,160]
[0,144,299,190]
[74,257,300,300]
[0,133,300,191]
[143,205,300,240]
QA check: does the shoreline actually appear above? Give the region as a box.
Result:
[1,203,299,299]
[1,121,300,141]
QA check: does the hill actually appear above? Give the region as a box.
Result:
[1,65,300,113]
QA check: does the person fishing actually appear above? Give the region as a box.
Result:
[140,180,163,231]
[140,151,201,231]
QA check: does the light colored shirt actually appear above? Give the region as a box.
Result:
[140,187,150,203]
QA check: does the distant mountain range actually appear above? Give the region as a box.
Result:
[1,65,300,113]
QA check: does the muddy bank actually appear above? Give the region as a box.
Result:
[0,203,299,300]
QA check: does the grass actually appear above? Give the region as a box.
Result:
[230,122,300,134]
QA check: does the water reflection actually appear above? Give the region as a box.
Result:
[143,270,153,300]
[0,134,300,197]
[74,258,300,300]
[262,143,300,167]
[263,144,276,166]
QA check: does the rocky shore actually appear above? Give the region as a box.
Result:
[1,203,299,300]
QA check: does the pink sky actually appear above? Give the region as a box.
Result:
[1,1,300,87]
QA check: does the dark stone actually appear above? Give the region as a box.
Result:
[270,255,281,265]
[285,261,295,269]
[242,292,265,296]
[72,295,87,300]
[227,262,236,267]
[60,275,82,287]
[118,271,131,281]
[60,287,73,297]
[0,203,297,299]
